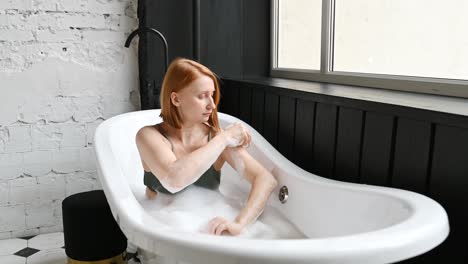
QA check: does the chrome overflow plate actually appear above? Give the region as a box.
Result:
[279,186,288,204]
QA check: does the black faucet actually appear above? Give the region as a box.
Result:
[124,27,169,73]
[124,28,169,109]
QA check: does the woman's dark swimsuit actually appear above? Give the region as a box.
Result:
[143,124,221,194]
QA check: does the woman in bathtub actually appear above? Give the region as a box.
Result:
[135,58,278,236]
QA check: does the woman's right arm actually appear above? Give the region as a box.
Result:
[135,123,249,193]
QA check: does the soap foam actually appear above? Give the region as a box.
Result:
[137,184,305,239]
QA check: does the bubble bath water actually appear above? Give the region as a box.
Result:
[136,169,305,239]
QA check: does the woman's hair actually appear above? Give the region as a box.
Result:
[159,58,221,130]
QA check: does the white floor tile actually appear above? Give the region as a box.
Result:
[0,231,12,240]
[0,255,26,264]
[28,233,64,250]
[26,248,66,264]
[11,229,40,239]
[0,238,27,256]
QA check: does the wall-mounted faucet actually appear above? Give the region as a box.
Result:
[124,27,169,73]
[124,28,169,109]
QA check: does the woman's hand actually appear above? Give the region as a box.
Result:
[208,216,244,236]
[223,122,251,148]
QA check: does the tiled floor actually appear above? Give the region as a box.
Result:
[0,232,66,264]
[0,232,140,264]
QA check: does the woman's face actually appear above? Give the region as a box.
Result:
[172,75,216,124]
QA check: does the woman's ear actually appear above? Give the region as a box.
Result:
[170,92,180,107]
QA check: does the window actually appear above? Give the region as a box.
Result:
[276,0,322,70]
[271,0,468,98]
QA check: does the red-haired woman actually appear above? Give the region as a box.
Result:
[136,58,278,236]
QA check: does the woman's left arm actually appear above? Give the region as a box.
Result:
[209,146,278,236]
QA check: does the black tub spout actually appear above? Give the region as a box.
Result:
[124,27,169,73]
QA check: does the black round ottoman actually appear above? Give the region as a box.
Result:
[62,190,127,263]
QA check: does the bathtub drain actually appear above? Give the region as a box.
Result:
[279,186,288,204]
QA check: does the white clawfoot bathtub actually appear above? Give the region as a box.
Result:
[94,109,449,264]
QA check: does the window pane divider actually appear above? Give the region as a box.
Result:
[321,0,334,74]
[271,0,279,69]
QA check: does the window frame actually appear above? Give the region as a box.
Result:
[270,0,468,98]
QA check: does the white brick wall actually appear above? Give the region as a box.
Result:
[0,0,139,239]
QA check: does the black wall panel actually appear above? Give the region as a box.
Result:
[360,112,395,186]
[429,125,468,263]
[138,0,194,109]
[251,88,265,134]
[294,99,315,171]
[200,0,242,78]
[263,93,280,148]
[220,81,239,117]
[334,107,363,183]
[392,118,431,193]
[238,85,252,123]
[430,125,468,201]
[278,96,296,159]
[242,0,270,77]
[312,103,338,178]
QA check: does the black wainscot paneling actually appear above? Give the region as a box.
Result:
[428,125,468,263]
[278,96,296,160]
[294,99,315,171]
[392,118,432,193]
[334,107,364,183]
[312,103,338,178]
[251,88,265,134]
[263,92,280,148]
[238,85,252,124]
[360,112,395,186]
[219,80,240,117]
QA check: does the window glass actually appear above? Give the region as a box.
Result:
[278,0,322,70]
[334,0,468,80]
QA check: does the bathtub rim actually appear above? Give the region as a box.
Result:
[94,109,449,263]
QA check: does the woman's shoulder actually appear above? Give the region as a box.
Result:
[136,122,173,154]
[136,123,164,141]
